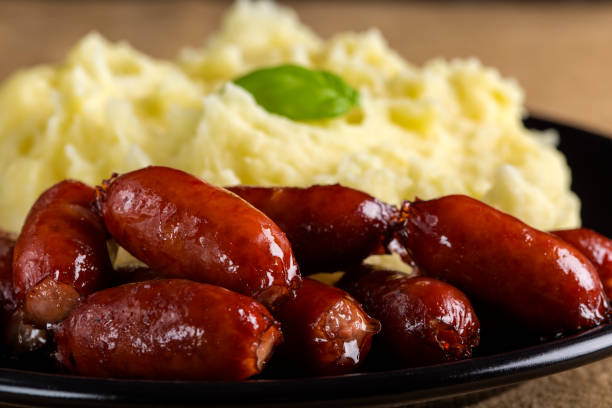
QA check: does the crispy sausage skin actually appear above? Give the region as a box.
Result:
[338,266,479,366]
[275,278,380,375]
[226,185,399,272]
[12,181,113,326]
[53,279,282,381]
[396,195,610,335]
[96,166,300,309]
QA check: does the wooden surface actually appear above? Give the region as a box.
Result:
[0,0,611,134]
[1,2,612,408]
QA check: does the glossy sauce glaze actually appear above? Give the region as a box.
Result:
[396,195,610,336]
[338,265,479,366]
[274,278,380,375]
[96,167,301,310]
[553,228,612,299]
[12,180,112,325]
[53,279,282,381]
[227,185,399,272]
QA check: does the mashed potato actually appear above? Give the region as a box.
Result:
[0,0,579,233]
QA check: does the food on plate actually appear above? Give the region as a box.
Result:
[13,180,113,327]
[338,265,480,366]
[227,184,399,272]
[274,278,380,375]
[53,279,282,380]
[0,1,579,235]
[0,0,607,383]
[95,166,301,310]
[553,228,612,299]
[395,195,610,335]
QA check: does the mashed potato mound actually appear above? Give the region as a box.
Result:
[0,0,579,233]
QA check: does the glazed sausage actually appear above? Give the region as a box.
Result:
[553,228,612,299]
[12,181,112,326]
[274,278,380,375]
[52,279,282,381]
[0,232,49,354]
[396,195,610,335]
[338,265,479,366]
[226,185,399,272]
[0,232,17,319]
[96,166,300,309]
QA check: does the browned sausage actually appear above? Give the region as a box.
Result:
[12,181,113,326]
[0,232,49,355]
[96,166,301,309]
[395,195,610,335]
[274,278,380,375]
[52,279,282,381]
[553,228,612,299]
[226,185,399,272]
[338,265,479,366]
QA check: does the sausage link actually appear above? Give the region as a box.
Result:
[396,195,610,335]
[338,265,479,366]
[0,232,49,355]
[274,278,380,375]
[96,167,301,309]
[12,181,113,325]
[226,185,399,272]
[553,228,612,300]
[52,279,282,381]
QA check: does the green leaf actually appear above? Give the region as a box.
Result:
[233,64,359,120]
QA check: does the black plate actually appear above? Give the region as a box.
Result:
[1,117,612,408]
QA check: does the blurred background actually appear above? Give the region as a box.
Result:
[1,0,611,134]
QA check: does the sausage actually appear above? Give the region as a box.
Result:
[12,181,112,326]
[0,232,49,354]
[96,166,301,309]
[395,195,610,335]
[338,265,479,366]
[52,279,282,381]
[553,228,612,299]
[274,278,380,375]
[0,231,18,319]
[226,185,399,272]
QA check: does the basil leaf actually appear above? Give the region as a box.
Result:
[234,64,359,120]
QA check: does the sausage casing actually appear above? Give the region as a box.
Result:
[12,181,112,325]
[53,279,282,381]
[553,228,612,299]
[338,266,479,366]
[396,195,610,335]
[226,185,398,272]
[96,166,300,309]
[275,278,380,375]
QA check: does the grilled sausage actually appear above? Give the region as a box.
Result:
[396,195,610,335]
[275,278,380,375]
[96,166,300,309]
[52,279,282,381]
[553,228,612,300]
[12,181,112,326]
[338,265,479,366]
[226,185,399,272]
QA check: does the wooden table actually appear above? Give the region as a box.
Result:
[1,1,612,407]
